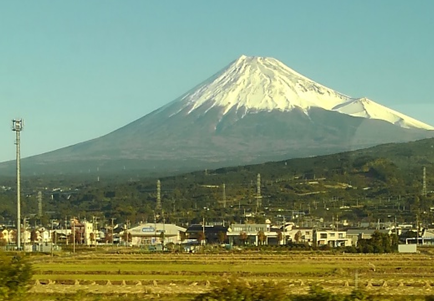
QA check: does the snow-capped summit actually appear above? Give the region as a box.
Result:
[179,55,349,116]
[174,55,433,131]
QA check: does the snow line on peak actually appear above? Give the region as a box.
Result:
[158,55,434,131]
[333,98,434,130]
[178,55,350,114]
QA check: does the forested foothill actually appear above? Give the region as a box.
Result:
[0,138,433,229]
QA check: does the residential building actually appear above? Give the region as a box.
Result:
[314,229,351,247]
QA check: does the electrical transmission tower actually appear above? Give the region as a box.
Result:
[156,180,162,212]
[38,191,43,218]
[256,173,262,210]
[422,167,427,197]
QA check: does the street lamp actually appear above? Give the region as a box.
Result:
[12,119,23,250]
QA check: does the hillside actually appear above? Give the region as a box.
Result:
[1,138,434,227]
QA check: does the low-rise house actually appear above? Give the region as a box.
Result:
[227,223,274,246]
[314,229,351,247]
[284,228,314,245]
[185,224,227,245]
[405,228,434,245]
[346,229,379,246]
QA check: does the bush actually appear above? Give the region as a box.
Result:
[0,252,33,300]
[193,279,289,301]
[294,286,371,301]
[193,282,373,301]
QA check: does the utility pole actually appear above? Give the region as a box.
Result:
[222,183,226,208]
[162,211,166,250]
[111,218,116,246]
[202,217,205,245]
[416,214,419,245]
[12,119,23,250]
[51,220,54,257]
[65,216,68,245]
[154,211,157,246]
[23,217,26,251]
[92,216,98,249]
[72,220,76,253]
[125,220,130,247]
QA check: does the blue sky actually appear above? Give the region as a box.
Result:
[1,1,433,162]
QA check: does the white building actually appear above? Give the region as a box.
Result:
[284,228,314,245]
[227,224,275,245]
[314,229,351,247]
[128,223,186,246]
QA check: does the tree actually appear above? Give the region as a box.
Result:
[89,233,95,246]
[159,231,165,249]
[294,230,302,243]
[180,231,187,242]
[0,231,7,247]
[39,229,45,243]
[51,231,57,244]
[122,231,132,245]
[217,231,227,244]
[105,232,113,244]
[277,231,283,244]
[257,230,266,245]
[358,231,397,254]
[197,231,205,245]
[11,231,17,245]
[30,230,38,243]
[0,253,33,300]
[75,230,82,244]
[239,231,248,245]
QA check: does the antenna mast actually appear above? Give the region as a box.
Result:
[12,119,23,250]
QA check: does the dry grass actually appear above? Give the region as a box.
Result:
[28,249,434,300]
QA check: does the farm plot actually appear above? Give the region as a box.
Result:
[29,250,434,300]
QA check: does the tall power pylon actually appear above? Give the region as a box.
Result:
[422,167,427,197]
[256,173,262,210]
[37,191,43,218]
[156,180,162,212]
[12,119,23,250]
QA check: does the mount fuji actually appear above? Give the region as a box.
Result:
[2,55,433,175]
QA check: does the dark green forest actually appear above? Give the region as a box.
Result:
[1,138,434,228]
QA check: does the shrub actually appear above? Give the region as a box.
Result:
[193,279,289,301]
[0,252,33,300]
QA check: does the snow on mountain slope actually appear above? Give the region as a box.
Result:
[168,55,433,131]
[176,55,350,116]
[333,98,434,130]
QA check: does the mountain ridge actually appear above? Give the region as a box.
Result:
[171,55,433,130]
